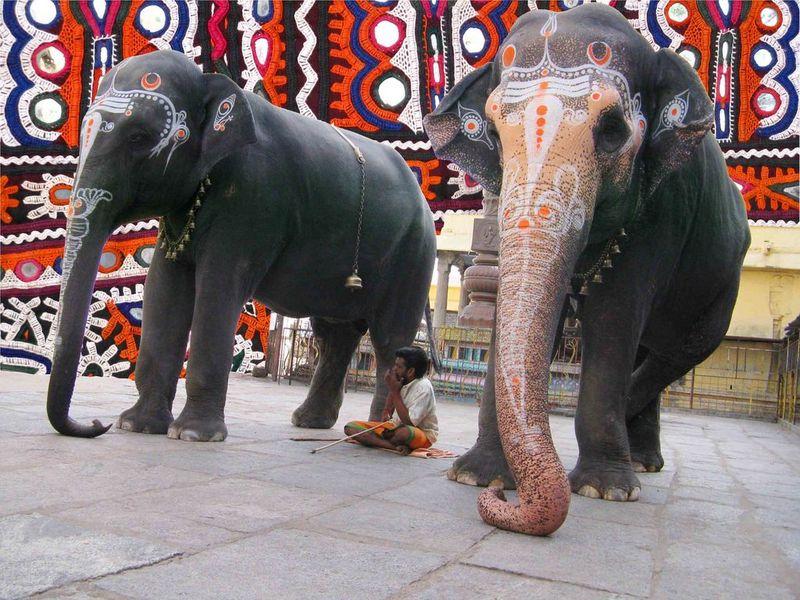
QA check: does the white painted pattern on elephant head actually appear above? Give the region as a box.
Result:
[497,14,646,135]
[73,110,105,185]
[80,63,190,173]
[652,89,690,138]
[213,94,236,131]
[458,102,494,149]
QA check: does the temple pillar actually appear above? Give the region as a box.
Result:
[458,192,500,328]
[433,254,452,330]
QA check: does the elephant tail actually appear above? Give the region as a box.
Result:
[424,300,442,373]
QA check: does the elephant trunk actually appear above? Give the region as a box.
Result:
[477,198,587,535]
[47,187,114,437]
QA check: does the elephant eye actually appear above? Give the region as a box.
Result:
[127,131,151,148]
[594,108,630,154]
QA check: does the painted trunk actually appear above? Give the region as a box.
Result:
[46,186,114,437]
[477,198,587,534]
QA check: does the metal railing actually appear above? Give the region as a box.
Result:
[778,330,800,425]
[274,323,785,420]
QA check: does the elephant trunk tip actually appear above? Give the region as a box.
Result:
[477,476,571,536]
[48,412,113,438]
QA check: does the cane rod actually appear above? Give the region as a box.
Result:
[310,421,391,454]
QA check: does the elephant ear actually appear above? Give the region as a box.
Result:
[198,73,257,175]
[423,64,501,196]
[644,49,714,196]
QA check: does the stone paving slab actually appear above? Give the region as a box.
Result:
[1,371,799,599]
[464,517,658,597]
[0,514,178,599]
[93,528,449,600]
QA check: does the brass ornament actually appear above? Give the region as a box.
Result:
[345,272,363,290]
[158,175,210,261]
[572,229,627,296]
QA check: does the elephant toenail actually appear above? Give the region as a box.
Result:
[628,487,641,501]
[604,488,628,502]
[167,428,180,439]
[179,430,200,441]
[631,461,646,473]
[456,472,479,486]
[578,485,601,499]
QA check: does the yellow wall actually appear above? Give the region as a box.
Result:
[429,284,463,313]
[728,226,800,339]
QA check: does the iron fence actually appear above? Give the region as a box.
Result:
[778,330,800,425]
[275,323,784,420]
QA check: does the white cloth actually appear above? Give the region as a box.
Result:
[392,377,438,443]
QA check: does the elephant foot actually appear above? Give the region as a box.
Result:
[447,442,516,490]
[117,403,173,434]
[569,460,641,502]
[291,403,337,429]
[630,449,664,473]
[167,412,227,442]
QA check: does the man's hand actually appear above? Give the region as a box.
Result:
[380,407,393,422]
[384,368,402,393]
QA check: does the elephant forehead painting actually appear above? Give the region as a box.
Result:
[80,63,191,174]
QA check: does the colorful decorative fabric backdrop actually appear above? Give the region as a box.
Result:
[1,0,798,378]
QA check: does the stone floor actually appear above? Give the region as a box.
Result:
[1,371,798,599]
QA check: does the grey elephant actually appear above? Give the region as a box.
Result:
[47,50,436,441]
[424,4,749,534]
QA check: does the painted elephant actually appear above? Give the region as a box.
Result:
[47,50,437,441]
[424,5,749,535]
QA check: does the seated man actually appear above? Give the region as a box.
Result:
[345,346,438,454]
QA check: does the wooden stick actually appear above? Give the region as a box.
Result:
[310,421,391,454]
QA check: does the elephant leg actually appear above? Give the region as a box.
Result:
[168,264,250,442]
[371,347,395,421]
[626,280,739,474]
[569,298,645,502]
[627,393,664,474]
[291,318,366,429]
[118,253,195,434]
[368,312,423,422]
[447,334,516,489]
[624,349,686,474]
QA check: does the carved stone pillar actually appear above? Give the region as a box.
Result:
[458,263,469,312]
[458,192,499,328]
[433,253,452,330]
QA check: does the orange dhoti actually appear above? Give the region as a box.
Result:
[345,420,432,450]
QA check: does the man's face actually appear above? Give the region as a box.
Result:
[393,357,413,384]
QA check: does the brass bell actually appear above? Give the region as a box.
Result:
[592,272,603,284]
[618,228,628,240]
[611,242,621,255]
[579,281,590,296]
[603,258,613,269]
[345,272,363,291]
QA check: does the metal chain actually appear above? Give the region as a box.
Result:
[331,125,367,276]
[572,237,615,281]
[352,154,366,275]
